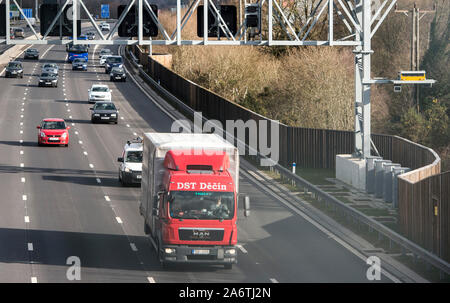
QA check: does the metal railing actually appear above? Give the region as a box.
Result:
[124,47,450,278]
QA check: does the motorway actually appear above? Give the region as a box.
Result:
[0,37,394,283]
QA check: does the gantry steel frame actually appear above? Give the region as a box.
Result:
[0,0,436,159]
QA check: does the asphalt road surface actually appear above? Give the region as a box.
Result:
[0,41,394,283]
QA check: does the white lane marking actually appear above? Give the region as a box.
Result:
[96,178,101,184]
[130,243,138,251]
[21,108,24,111]
[28,243,34,251]
[21,115,24,118]
[20,130,23,134]
[74,131,79,135]
[21,177,26,183]
[67,109,71,112]
[22,195,27,201]
[66,104,69,107]
[20,150,24,155]
[115,217,123,224]
[31,277,38,283]
[270,278,279,283]
[20,163,24,167]
[126,124,130,128]
[78,140,83,144]
[20,140,23,144]
[236,244,248,254]
[20,122,23,126]
[133,132,137,136]
[120,117,124,120]
[89,164,94,169]
[24,216,30,223]
[72,123,75,126]
[83,151,88,156]
[69,116,72,119]
[104,196,110,202]
[147,277,155,283]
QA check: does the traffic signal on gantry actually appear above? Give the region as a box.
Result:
[117,4,159,37]
[40,3,81,36]
[197,5,237,38]
[0,4,6,37]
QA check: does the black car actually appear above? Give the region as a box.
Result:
[24,48,39,60]
[86,32,95,40]
[38,72,58,87]
[90,102,119,124]
[5,61,23,78]
[110,67,126,82]
[105,56,123,74]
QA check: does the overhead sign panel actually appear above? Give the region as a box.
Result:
[101,4,110,19]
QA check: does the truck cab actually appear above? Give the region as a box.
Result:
[117,138,143,186]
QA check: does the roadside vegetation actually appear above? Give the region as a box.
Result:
[153,0,449,170]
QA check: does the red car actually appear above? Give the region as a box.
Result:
[37,118,70,147]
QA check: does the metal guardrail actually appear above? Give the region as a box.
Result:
[124,47,450,278]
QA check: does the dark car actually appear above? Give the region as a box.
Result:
[110,67,126,82]
[72,58,88,71]
[90,102,119,124]
[5,61,23,78]
[105,56,123,74]
[24,48,39,60]
[38,72,58,87]
[86,32,95,40]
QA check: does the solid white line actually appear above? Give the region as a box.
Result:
[116,217,123,224]
[22,195,27,201]
[270,278,279,283]
[31,277,38,283]
[130,243,138,251]
[236,244,248,254]
[104,196,110,202]
[24,216,30,223]
[147,277,155,283]
[28,243,33,251]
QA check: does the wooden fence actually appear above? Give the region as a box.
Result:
[132,46,449,262]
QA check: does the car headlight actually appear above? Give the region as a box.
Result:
[110,114,116,117]
[52,79,57,82]
[164,248,176,254]
[106,64,111,68]
[39,80,44,82]
[225,249,236,255]
[40,132,46,137]
[61,132,67,139]
[93,114,100,117]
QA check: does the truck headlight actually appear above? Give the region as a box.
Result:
[124,167,131,172]
[165,248,176,254]
[225,249,236,255]
[118,64,123,68]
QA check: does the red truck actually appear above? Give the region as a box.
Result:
[139,133,250,269]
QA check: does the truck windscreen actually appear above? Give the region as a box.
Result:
[169,191,234,220]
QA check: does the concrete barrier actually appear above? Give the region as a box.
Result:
[336,154,366,191]
[383,163,401,203]
[366,156,382,194]
[374,160,392,198]
[392,167,411,208]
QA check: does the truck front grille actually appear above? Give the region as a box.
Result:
[178,229,224,241]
